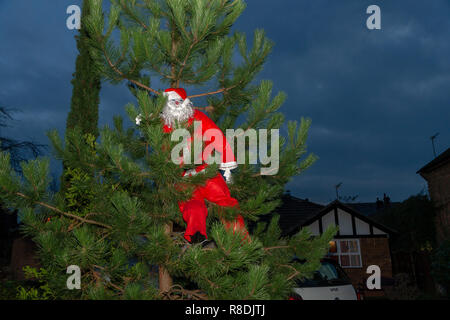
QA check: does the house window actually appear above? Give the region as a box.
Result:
[328,239,362,268]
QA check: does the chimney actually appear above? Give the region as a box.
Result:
[376,197,383,210]
[383,193,391,207]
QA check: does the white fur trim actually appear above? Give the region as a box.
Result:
[163,91,182,100]
[184,168,205,177]
[219,161,238,170]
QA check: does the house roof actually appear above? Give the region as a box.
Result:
[345,202,400,217]
[417,147,450,175]
[296,200,398,236]
[255,194,324,236]
[257,195,397,237]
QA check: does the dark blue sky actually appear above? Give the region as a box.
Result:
[1,0,449,204]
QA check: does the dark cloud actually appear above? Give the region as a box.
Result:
[236,0,450,203]
[1,0,448,203]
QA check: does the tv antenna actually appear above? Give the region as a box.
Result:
[430,132,440,158]
[335,182,342,200]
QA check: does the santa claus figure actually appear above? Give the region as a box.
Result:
[137,88,248,244]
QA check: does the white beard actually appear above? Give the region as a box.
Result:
[160,100,194,127]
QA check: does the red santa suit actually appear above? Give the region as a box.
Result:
[160,88,248,243]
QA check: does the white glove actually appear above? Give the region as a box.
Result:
[219,161,237,184]
[135,114,142,125]
[135,113,153,125]
[222,168,233,184]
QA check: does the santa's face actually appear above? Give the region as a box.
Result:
[161,95,194,127]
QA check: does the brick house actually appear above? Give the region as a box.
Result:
[0,208,41,280]
[0,207,18,267]
[260,194,396,296]
[417,147,450,243]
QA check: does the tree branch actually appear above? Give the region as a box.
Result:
[101,43,160,95]
[187,86,235,99]
[163,284,208,300]
[279,264,300,281]
[264,245,290,251]
[188,77,245,98]
[2,187,112,229]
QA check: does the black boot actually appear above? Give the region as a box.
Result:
[190,231,206,244]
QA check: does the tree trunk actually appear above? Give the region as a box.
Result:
[158,24,178,296]
[159,222,173,294]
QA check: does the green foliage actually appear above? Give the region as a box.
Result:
[373,193,436,253]
[171,220,336,300]
[64,167,95,217]
[0,0,334,300]
[431,240,450,295]
[384,273,420,300]
[0,279,18,300]
[16,266,55,300]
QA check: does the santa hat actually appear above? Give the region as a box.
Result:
[164,88,188,100]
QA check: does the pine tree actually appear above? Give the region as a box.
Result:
[0,0,336,300]
[62,0,102,210]
[66,0,101,139]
